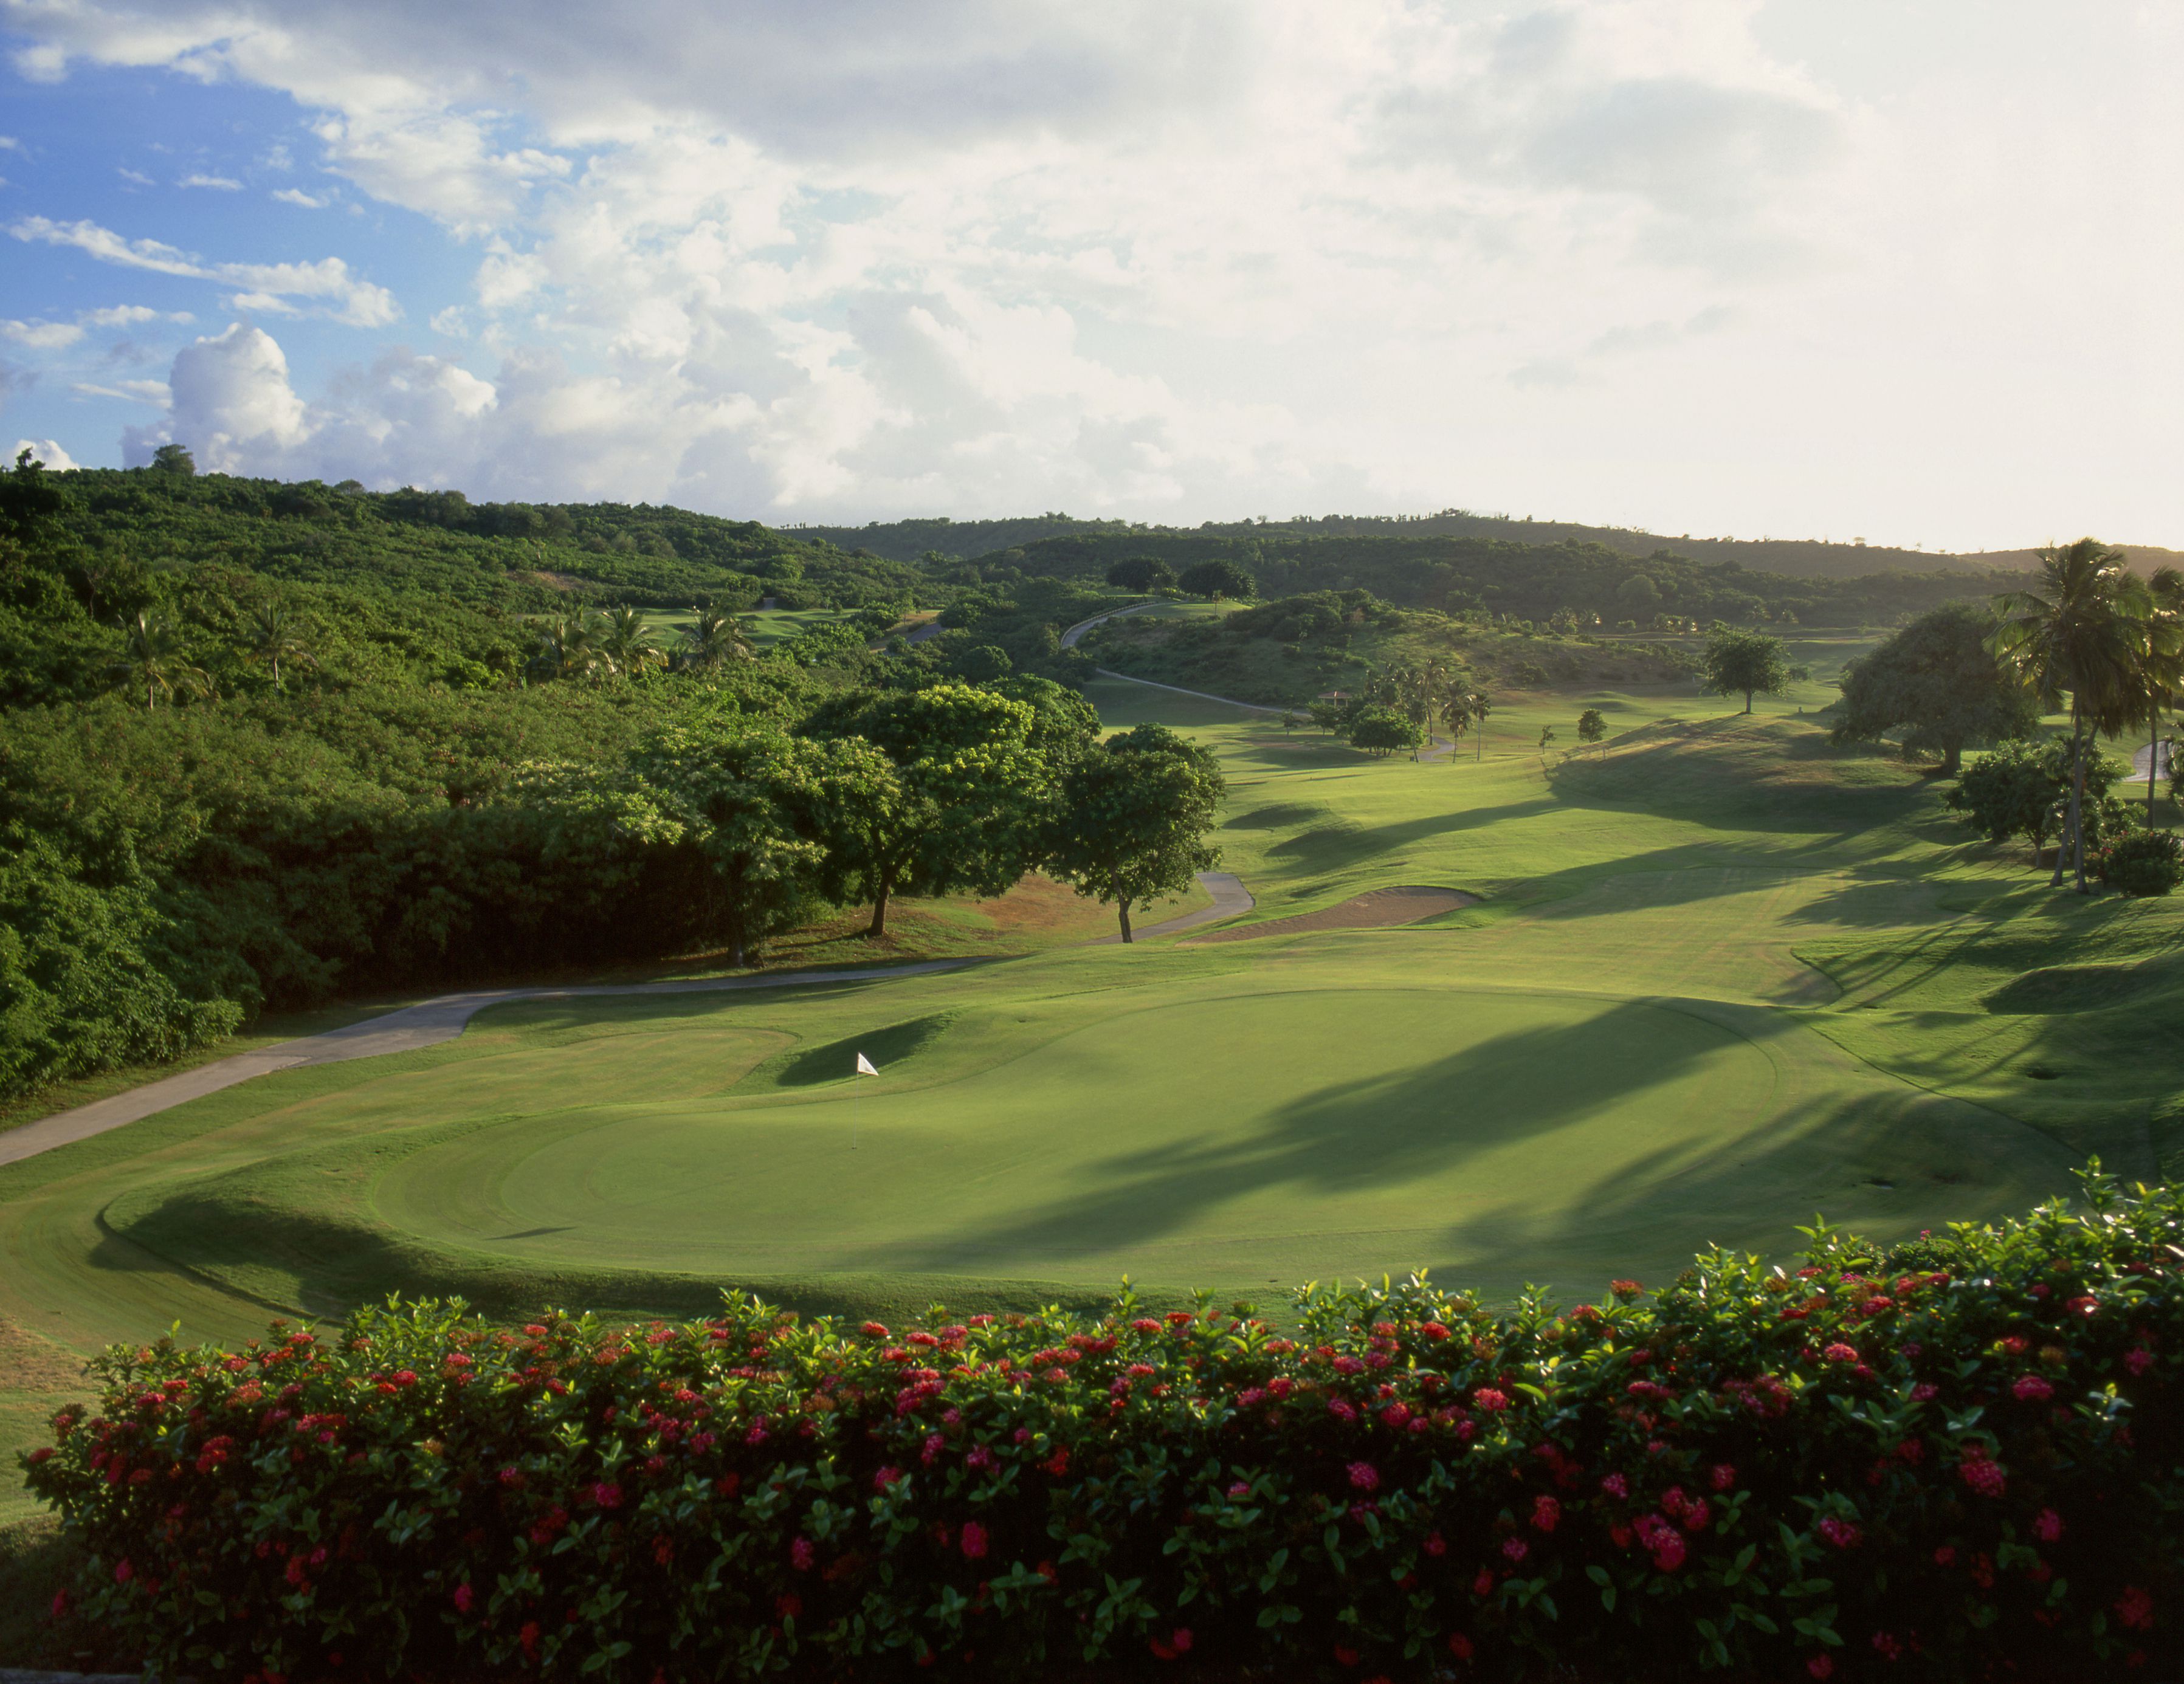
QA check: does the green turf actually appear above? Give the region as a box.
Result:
[5,659,2181,1525]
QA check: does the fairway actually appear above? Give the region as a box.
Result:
[5,661,2180,1525]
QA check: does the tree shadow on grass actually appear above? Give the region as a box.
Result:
[856,998,1807,1273]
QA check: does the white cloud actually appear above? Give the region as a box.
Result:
[271,186,329,208]
[3,303,191,350]
[117,167,154,186]
[10,216,399,327]
[11,436,80,470]
[180,171,243,190]
[72,377,170,405]
[0,136,22,153]
[9,0,2183,545]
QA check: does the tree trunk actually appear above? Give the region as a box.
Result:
[2056,700,2087,892]
[1941,743,1962,777]
[1743,689,1754,714]
[866,871,894,938]
[2151,713,2163,827]
[1115,877,1133,945]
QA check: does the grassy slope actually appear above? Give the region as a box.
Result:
[4,659,2180,1531]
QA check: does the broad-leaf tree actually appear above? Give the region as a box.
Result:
[1348,706,1422,757]
[795,683,1051,937]
[1105,556,1176,593]
[626,720,827,966]
[1699,624,1790,713]
[1948,736,2124,865]
[1831,603,2041,774]
[1177,559,1256,601]
[1044,723,1224,943]
[1577,707,1607,757]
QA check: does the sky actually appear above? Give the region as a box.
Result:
[1,1,2178,551]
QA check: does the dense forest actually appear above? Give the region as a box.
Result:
[0,453,1133,1104]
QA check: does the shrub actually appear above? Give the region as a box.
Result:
[19,1169,2184,1682]
[2096,828,2183,897]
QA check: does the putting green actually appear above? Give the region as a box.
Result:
[97,978,2070,1314]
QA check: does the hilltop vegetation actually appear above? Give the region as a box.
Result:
[1082,590,1694,708]
[801,505,2157,583]
[952,528,2021,630]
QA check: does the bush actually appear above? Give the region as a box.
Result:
[19,1169,2184,1682]
[2096,828,2183,897]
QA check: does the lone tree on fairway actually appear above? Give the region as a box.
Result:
[1177,559,1256,601]
[1536,724,1558,767]
[1576,707,1607,757]
[1830,603,2040,774]
[1700,624,1790,713]
[797,683,1052,938]
[1105,556,1176,593]
[1993,538,2181,891]
[1348,706,1424,757]
[1044,724,1224,943]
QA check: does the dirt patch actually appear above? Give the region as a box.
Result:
[0,1316,89,1394]
[1187,885,1478,943]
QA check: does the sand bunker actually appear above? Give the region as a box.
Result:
[1188,885,1478,943]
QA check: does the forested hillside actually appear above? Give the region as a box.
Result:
[0,452,1102,1106]
[960,529,2018,629]
[795,507,2156,582]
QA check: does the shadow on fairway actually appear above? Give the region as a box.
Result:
[861,999,1805,1273]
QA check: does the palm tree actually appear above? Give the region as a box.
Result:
[528,610,611,684]
[599,605,664,678]
[2144,567,2184,825]
[239,598,318,689]
[677,606,755,672]
[1439,674,1472,762]
[1467,690,1494,761]
[1992,540,2178,891]
[107,611,212,709]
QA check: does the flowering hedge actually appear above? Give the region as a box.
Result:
[20,1167,2184,1682]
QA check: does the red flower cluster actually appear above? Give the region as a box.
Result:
[20,1167,2183,1683]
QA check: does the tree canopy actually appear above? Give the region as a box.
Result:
[1698,625,1790,713]
[1831,603,2041,774]
[1044,724,1224,942]
[1177,559,1256,600]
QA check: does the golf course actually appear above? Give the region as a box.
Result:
[7,648,2179,1533]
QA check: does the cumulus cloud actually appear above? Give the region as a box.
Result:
[11,436,80,470]
[179,171,243,190]
[9,216,398,326]
[271,186,329,208]
[9,0,2182,543]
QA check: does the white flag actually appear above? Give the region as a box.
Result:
[855,1053,879,1076]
